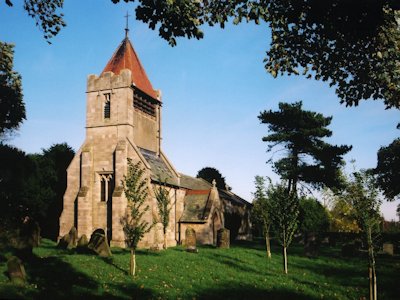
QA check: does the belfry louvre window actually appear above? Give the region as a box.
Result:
[133,89,156,117]
[104,93,111,119]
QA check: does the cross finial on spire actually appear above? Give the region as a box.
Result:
[125,11,131,38]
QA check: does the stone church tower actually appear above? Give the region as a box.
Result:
[59,34,252,248]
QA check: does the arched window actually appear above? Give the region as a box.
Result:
[100,173,113,202]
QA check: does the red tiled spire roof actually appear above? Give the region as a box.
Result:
[102,37,158,100]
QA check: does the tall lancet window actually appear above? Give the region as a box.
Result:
[104,93,111,119]
[100,173,113,202]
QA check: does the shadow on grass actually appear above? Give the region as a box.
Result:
[12,253,156,300]
[100,256,128,275]
[196,283,319,300]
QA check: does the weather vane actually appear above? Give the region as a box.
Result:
[125,11,131,38]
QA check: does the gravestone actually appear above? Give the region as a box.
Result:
[185,227,198,253]
[304,232,319,258]
[58,226,78,250]
[7,256,26,285]
[77,234,88,248]
[383,243,394,256]
[217,228,230,249]
[87,229,112,257]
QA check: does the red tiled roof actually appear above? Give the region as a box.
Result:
[102,37,158,100]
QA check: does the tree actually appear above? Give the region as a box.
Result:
[5,0,65,42]
[154,181,172,249]
[375,138,400,200]
[196,167,226,190]
[251,175,272,259]
[111,0,400,109]
[121,159,153,277]
[347,170,381,300]
[258,101,352,194]
[268,183,299,274]
[39,143,74,239]
[298,197,330,234]
[0,42,25,139]
[7,1,400,108]
[329,195,360,233]
[0,143,74,239]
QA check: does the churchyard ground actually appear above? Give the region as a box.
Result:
[0,239,399,299]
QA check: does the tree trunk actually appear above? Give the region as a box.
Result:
[369,267,373,300]
[265,231,271,259]
[163,232,167,250]
[130,248,136,277]
[372,266,377,300]
[283,246,288,274]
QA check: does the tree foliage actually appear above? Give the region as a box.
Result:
[268,183,299,274]
[259,101,352,194]
[122,159,152,250]
[112,0,400,109]
[5,0,66,42]
[154,181,172,249]
[196,167,226,189]
[374,138,400,200]
[346,170,381,300]
[298,197,330,233]
[0,42,25,139]
[121,159,153,276]
[251,175,272,258]
[0,143,74,239]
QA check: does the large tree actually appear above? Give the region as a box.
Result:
[374,137,400,200]
[5,1,400,108]
[298,197,330,234]
[258,101,352,194]
[0,42,25,139]
[110,0,400,109]
[196,167,227,190]
[4,0,65,42]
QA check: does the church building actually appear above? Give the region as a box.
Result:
[59,32,252,248]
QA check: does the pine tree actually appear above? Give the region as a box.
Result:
[121,159,153,277]
[258,101,352,194]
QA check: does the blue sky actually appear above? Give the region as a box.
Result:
[1,1,399,220]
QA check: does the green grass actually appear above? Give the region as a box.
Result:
[0,239,399,299]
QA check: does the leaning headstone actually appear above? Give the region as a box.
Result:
[58,226,78,250]
[87,229,112,257]
[185,227,198,253]
[77,234,88,248]
[7,256,26,285]
[217,228,230,249]
[383,243,394,256]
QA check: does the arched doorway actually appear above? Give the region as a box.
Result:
[212,211,222,245]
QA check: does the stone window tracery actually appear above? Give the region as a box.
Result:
[100,173,113,202]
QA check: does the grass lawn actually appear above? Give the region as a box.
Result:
[0,239,399,299]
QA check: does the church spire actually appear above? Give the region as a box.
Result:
[101,30,159,100]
